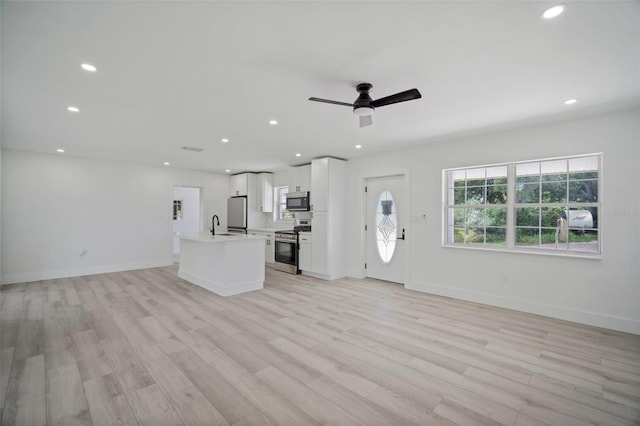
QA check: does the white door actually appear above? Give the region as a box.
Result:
[366,175,406,284]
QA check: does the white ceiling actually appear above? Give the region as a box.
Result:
[2,1,639,173]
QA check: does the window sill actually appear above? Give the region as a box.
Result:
[442,243,602,260]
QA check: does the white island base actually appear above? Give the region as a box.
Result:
[178,233,266,297]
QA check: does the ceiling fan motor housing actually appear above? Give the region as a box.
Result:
[353,83,374,115]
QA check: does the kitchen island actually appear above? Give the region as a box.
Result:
[177,232,266,297]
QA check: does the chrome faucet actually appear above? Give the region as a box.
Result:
[210,215,220,235]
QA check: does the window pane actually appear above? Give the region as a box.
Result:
[516,228,539,246]
[453,187,465,204]
[541,159,567,175]
[487,166,507,183]
[569,171,598,180]
[486,185,507,204]
[453,227,465,243]
[516,162,539,183]
[449,170,465,188]
[567,208,595,231]
[466,186,485,204]
[568,230,599,253]
[541,181,567,203]
[466,208,484,226]
[541,207,567,228]
[453,179,466,188]
[466,168,485,180]
[569,180,597,202]
[569,156,598,172]
[541,173,567,182]
[485,227,506,245]
[540,228,560,245]
[485,208,507,226]
[516,183,539,203]
[516,207,539,227]
[452,208,465,226]
[466,228,484,244]
[466,168,485,187]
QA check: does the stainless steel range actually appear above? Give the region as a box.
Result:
[274,225,311,274]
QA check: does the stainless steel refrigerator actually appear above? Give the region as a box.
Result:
[227,196,247,232]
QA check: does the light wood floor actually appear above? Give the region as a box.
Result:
[1,265,639,426]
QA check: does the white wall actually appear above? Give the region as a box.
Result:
[346,108,640,334]
[172,186,201,255]
[1,150,228,284]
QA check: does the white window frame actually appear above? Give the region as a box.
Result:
[443,153,602,258]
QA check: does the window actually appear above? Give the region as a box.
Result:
[445,154,601,256]
[447,166,508,246]
[275,186,294,221]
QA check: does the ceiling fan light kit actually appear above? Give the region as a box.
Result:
[353,107,374,116]
[309,82,421,127]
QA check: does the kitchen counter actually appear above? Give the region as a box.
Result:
[177,232,266,297]
[247,227,291,233]
[178,232,267,243]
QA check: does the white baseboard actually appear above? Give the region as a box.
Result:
[407,280,640,335]
[1,259,173,285]
[178,270,263,297]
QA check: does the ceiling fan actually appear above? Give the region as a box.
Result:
[309,83,422,127]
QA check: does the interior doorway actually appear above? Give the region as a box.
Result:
[173,186,202,260]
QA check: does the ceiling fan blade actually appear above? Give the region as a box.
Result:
[359,115,373,128]
[370,88,422,108]
[308,97,354,107]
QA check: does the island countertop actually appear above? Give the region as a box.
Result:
[177,232,267,243]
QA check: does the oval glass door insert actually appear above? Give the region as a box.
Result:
[376,190,397,263]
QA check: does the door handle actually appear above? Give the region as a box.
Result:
[397,228,405,240]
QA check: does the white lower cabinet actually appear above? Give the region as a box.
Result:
[248,231,275,265]
[310,212,328,275]
[265,233,274,265]
[298,232,312,271]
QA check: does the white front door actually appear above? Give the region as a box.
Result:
[366,175,406,284]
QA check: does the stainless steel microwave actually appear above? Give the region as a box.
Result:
[286,191,310,211]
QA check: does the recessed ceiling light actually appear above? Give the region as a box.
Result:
[164,162,170,165]
[80,63,97,72]
[56,148,65,153]
[225,169,231,173]
[355,145,362,149]
[542,4,565,19]
[221,138,229,143]
[564,99,577,105]
[67,106,80,112]
[269,120,278,125]
[295,153,301,157]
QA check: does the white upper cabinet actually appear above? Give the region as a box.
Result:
[289,164,311,193]
[256,173,273,213]
[229,173,248,197]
